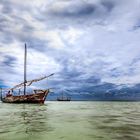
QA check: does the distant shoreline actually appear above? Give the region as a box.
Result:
[47,100,140,102]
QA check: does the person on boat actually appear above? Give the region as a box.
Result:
[6,90,12,97]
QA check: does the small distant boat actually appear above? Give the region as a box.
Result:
[1,43,54,104]
[57,91,71,101]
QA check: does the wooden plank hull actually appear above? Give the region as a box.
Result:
[2,90,49,104]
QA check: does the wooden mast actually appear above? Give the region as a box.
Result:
[24,43,27,95]
[62,91,63,100]
[0,88,3,101]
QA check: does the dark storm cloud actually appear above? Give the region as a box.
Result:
[0,14,46,51]
[49,3,96,17]
[130,57,140,66]
[1,0,140,100]
[100,0,115,12]
[3,55,17,67]
[85,76,101,84]
[0,0,31,13]
[132,19,140,30]
[0,55,17,75]
[48,0,115,18]
[0,0,39,46]
[0,0,116,48]
[0,0,13,14]
[36,0,116,29]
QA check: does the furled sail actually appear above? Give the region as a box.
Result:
[10,73,54,90]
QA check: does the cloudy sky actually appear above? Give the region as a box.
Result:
[0,0,140,99]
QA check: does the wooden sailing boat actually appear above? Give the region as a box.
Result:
[57,91,71,101]
[1,44,54,104]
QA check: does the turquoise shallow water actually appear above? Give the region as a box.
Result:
[0,101,140,140]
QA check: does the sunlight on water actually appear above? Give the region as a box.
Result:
[0,101,140,140]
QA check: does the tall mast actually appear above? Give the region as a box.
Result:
[24,43,27,95]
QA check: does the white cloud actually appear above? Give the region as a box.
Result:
[1,0,140,90]
[0,41,62,87]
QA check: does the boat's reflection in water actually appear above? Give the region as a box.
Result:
[0,103,53,140]
[22,104,53,134]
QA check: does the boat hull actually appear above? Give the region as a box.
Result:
[57,99,71,101]
[2,90,49,104]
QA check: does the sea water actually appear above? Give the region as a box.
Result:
[0,101,140,140]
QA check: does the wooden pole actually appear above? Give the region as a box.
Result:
[24,43,27,95]
[0,88,3,101]
[19,89,21,95]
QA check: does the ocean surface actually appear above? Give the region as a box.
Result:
[0,101,140,140]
